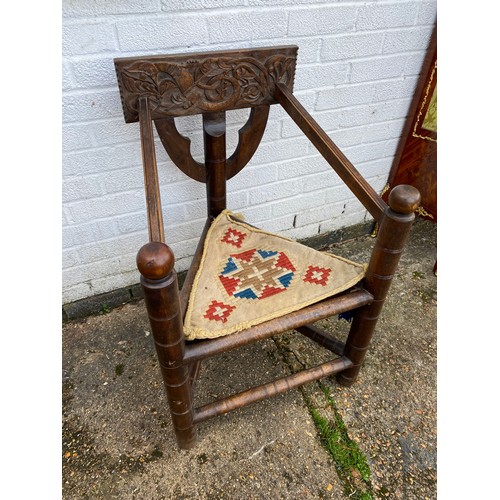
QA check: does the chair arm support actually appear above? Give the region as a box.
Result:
[275,83,387,223]
[139,97,165,243]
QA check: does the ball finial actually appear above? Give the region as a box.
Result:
[388,184,421,214]
[136,242,174,280]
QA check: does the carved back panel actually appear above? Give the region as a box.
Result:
[115,46,298,185]
[114,46,298,123]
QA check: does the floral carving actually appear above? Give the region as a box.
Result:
[116,50,297,121]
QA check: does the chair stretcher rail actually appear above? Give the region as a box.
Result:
[193,356,353,424]
[275,83,387,223]
[296,324,345,356]
[183,288,373,364]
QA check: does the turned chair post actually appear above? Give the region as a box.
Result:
[136,96,197,449]
[203,111,227,219]
[337,184,421,386]
[137,242,198,449]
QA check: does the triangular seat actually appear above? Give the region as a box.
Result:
[184,211,366,340]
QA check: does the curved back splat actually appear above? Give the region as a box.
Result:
[153,104,270,184]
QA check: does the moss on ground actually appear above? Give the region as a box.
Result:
[304,382,374,500]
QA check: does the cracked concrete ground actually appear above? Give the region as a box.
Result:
[62,218,436,499]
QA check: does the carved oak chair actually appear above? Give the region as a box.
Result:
[114,46,420,449]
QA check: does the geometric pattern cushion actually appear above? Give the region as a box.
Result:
[184,211,366,340]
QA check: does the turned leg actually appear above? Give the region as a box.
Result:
[337,184,421,386]
[137,242,197,449]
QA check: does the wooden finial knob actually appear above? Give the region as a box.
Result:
[388,184,421,214]
[136,242,174,280]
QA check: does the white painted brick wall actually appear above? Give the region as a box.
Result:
[62,0,436,304]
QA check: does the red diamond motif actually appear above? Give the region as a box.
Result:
[203,300,236,323]
[221,227,247,248]
[303,265,332,286]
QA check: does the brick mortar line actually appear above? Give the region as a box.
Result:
[62,3,367,24]
[62,42,430,65]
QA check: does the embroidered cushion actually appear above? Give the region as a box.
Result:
[184,211,366,340]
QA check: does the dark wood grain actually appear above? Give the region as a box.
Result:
[183,289,373,364]
[295,324,345,357]
[139,97,165,242]
[154,105,270,183]
[385,27,437,221]
[337,184,420,386]
[114,46,297,122]
[203,111,227,218]
[193,356,353,424]
[154,117,206,183]
[137,242,197,449]
[226,105,270,179]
